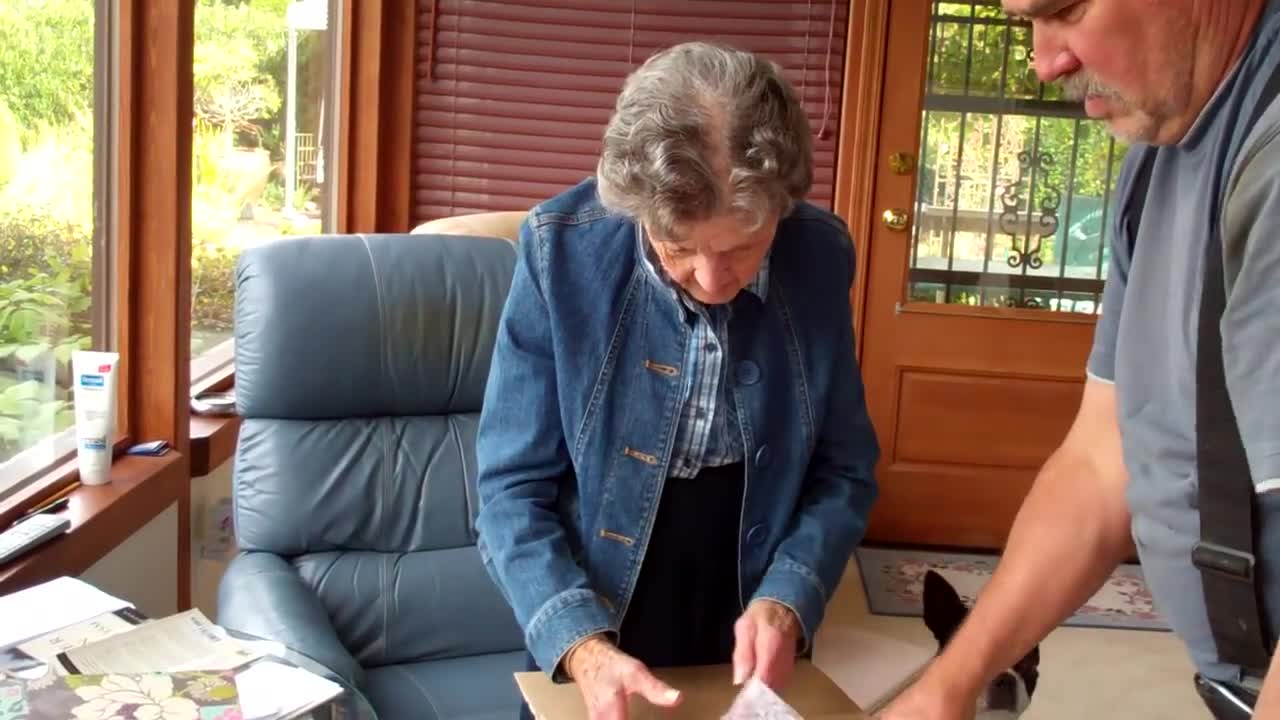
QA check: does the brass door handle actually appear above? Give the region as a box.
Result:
[882,208,909,232]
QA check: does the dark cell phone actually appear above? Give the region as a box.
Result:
[125,440,170,456]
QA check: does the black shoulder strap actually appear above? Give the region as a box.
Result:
[1192,67,1280,678]
[1123,146,1157,252]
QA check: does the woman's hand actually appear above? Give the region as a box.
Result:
[565,635,683,720]
[732,599,802,690]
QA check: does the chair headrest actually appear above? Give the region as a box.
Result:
[233,233,516,419]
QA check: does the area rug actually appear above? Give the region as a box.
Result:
[854,545,1169,631]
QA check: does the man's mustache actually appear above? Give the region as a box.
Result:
[1060,71,1124,102]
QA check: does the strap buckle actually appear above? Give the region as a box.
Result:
[1193,541,1256,583]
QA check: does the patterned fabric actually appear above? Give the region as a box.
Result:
[0,671,241,720]
[636,226,768,479]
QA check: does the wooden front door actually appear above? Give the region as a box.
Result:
[856,1,1130,549]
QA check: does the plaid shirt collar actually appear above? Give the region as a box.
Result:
[635,222,769,308]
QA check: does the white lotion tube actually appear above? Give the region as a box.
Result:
[71,350,120,486]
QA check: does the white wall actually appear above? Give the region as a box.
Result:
[73,454,236,622]
[191,459,236,618]
[79,502,179,619]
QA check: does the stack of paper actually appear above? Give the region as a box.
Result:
[235,660,344,720]
[48,609,342,718]
[55,609,265,675]
[0,577,132,649]
[0,578,344,720]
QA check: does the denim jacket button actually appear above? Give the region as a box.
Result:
[735,360,760,385]
[754,444,772,467]
[746,524,767,545]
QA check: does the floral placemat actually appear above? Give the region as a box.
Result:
[0,670,241,720]
[854,545,1169,631]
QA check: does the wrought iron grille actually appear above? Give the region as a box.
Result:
[908,1,1130,313]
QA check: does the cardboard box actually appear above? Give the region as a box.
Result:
[515,659,867,719]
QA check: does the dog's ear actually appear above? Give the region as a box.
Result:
[922,570,968,647]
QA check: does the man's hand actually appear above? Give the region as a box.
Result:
[564,635,682,720]
[874,664,977,720]
[733,599,802,689]
[1251,649,1280,715]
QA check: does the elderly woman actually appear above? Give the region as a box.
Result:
[474,41,879,719]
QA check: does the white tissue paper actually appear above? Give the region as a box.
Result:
[721,677,804,719]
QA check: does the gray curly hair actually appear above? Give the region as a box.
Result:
[596,41,814,241]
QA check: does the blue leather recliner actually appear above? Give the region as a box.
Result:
[216,231,528,719]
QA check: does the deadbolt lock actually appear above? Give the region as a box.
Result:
[882,208,909,232]
[888,151,915,175]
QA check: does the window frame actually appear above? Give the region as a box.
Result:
[0,0,122,505]
[189,0,369,480]
[0,0,392,605]
[0,0,196,604]
[188,0,349,389]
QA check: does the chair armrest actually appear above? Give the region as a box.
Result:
[217,551,364,687]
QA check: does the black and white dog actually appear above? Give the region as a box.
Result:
[922,570,1040,718]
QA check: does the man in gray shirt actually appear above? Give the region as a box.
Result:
[880,0,1280,717]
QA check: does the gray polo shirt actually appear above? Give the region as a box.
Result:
[1087,0,1280,682]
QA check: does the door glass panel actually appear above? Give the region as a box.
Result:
[908,0,1128,313]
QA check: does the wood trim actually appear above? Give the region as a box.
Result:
[895,301,1101,325]
[345,2,383,232]
[0,439,133,531]
[0,463,79,535]
[0,454,187,593]
[127,0,193,455]
[343,2,415,233]
[377,1,415,232]
[122,0,194,610]
[336,0,354,232]
[191,366,235,396]
[833,0,890,362]
[114,0,134,438]
[190,415,241,478]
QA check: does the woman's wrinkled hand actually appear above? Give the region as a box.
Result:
[565,635,682,720]
[732,599,802,690]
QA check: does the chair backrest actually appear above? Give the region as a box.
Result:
[231,232,524,667]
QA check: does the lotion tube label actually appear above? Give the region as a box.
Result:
[71,351,119,486]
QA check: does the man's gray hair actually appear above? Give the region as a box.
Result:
[596,41,814,241]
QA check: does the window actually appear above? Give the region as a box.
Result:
[190,0,343,382]
[0,0,114,499]
[905,2,1129,312]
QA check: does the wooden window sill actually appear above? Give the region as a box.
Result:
[190,414,241,478]
[0,452,187,594]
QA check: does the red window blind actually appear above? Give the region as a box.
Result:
[412,0,848,225]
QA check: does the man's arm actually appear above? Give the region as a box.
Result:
[474,217,614,679]
[1220,124,1280,710]
[1222,130,1280,491]
[1254,651,1280,715]
[914,378,1132,702]
[750,237,880,652]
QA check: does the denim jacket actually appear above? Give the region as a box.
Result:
[474,178,880,678]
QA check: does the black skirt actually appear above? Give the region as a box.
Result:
[517,461,746,718]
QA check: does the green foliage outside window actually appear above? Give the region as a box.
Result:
[0,0,321,465]
[916,3,1130,276]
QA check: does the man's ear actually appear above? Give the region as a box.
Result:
[922,570,968,647]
